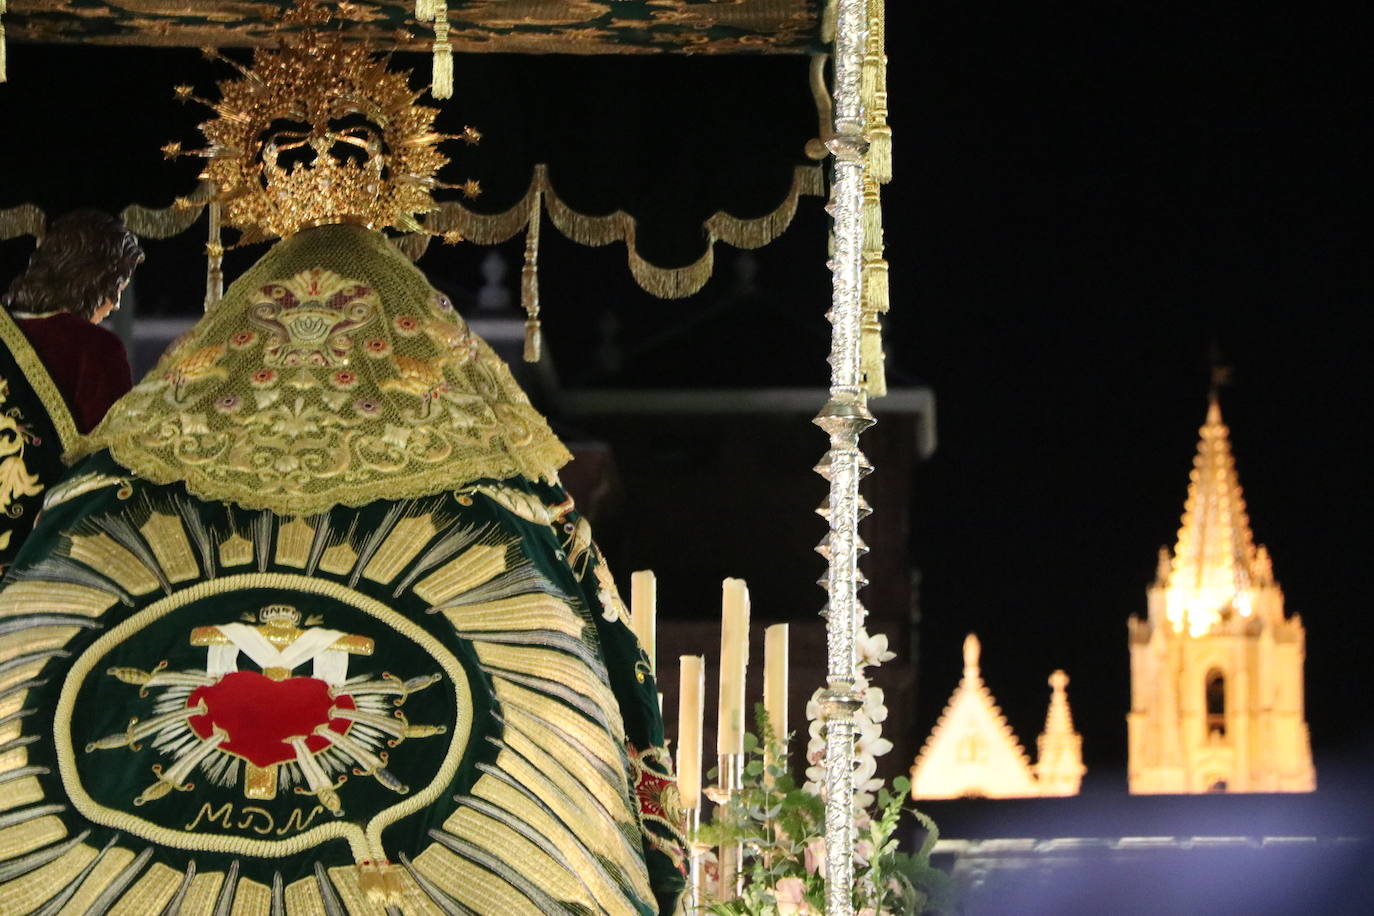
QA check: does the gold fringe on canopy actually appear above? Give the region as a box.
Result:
[0,202,44,241]
[120,181,217,239]
[1,0,8,84]
[4,164,824,313]
[420,163,825,300]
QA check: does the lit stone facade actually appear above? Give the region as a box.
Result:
[910,634,1083,799]
[1127,398,1316,794]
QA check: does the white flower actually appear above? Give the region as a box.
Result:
[856,716,894,761]
[805,687,826,722]
[857,631,896,669]
[862,687,889,724]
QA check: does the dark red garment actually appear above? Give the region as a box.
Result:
[14,312,133,434]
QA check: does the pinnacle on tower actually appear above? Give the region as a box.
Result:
[1035,670,1085,795]
[1165,395,1262,635]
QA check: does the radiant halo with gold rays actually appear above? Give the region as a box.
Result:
[166,3,481,243]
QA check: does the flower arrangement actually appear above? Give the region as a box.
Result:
[696,632,956,915]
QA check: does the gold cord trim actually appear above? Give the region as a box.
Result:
[0,305,81,456]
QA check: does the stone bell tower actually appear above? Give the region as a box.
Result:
[1127,396,1315,793]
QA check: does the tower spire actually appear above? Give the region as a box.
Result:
[1166,395,1258,635]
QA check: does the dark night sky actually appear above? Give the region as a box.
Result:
[2,4,1371,788]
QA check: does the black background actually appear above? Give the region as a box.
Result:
[2,2,1370,789]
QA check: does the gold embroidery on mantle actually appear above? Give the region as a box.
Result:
[0,375,45,554]
[75,225,571,515]
[0,306,78,458]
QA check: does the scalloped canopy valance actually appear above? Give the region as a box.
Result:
[2,0,822,54]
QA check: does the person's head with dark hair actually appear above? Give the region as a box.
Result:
[3,209,145,323]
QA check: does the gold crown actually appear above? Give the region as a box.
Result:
[258,604,301,626]
[168,6,480,242]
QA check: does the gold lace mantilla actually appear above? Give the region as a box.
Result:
[75,225,571,514]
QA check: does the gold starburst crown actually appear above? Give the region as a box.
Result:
[168,6,480,243]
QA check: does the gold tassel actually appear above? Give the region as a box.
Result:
[522,191,542,362]
[861,51,880,116]
[415,0,435,22]
[868,122,892,185]
[431,4,453,100]
[1,6,8,85]
[861,254,888,397]
[863,256,889,318]
[861,175,883,254]
[864,0,893,183]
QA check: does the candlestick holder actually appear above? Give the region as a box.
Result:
[703,752,745,901]
[682,806,704,913]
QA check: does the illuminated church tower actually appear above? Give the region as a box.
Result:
[1127,396,1315,793]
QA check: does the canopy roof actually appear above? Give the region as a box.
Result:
[4,0,821,53]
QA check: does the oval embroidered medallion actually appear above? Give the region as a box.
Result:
[57,575,470,859]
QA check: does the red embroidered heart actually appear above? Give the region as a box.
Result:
[188,671,356,768]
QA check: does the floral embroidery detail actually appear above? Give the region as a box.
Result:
[364,338,391,358]
[330,370,360,390]
[424,318,479,365]
[229,330,258,350]
[249,268,377,367]
[393,315,423,336]
[628,743,688,875]
[214,395,242,414]
[250,369,278,389]
[353,398,381,416]
[379,355,454,412]
[161,345,229,402]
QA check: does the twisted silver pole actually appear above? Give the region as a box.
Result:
[817,1,872,914]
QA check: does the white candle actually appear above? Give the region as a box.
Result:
[717,578,751,756]
[763,623,789,749]
[677,654,704,808]
[631,569,657,675]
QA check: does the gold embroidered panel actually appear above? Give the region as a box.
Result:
[74,223,573,515]
[3,1,821,54]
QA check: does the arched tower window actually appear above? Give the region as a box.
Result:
[1206,669,1226,738]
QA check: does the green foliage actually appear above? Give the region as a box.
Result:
[697,706,956,916]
